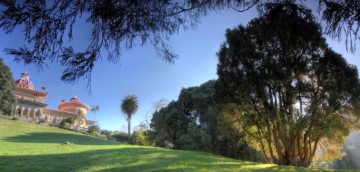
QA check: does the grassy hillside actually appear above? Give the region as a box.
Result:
[0,119,330,172]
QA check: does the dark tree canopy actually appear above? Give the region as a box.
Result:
[1,0,360,83]
[216,2,360,167]
[0,57,16,116]
[321,0,360,52]
[151,80,263,161]
[0,0,244,83]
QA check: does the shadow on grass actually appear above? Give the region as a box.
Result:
[2,132,116,145]
[0,146,317,172]
[0,148,189,172]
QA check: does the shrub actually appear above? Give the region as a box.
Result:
[112,131,129,143]
[59,119,66,128]
[37,119,46,124]
[11,116,19,120]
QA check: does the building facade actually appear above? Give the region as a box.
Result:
[14,72,93,131]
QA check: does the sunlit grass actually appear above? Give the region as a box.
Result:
[0,118,343,171]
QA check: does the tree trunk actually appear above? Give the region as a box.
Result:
[128,119,131,144]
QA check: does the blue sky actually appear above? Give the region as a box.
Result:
[1,7,359,132]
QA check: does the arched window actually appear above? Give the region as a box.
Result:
[29,109,35,118]
[44,114,48,121]
[22,108,29,116]
[35,110,41,118]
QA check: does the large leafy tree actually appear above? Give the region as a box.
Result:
[121,95,138,143]
[216,2,360,167]
[151,80,262,161]
[1,0,360,83]
[0,57,16,116]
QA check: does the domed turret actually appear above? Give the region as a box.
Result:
[58,96,90,116]
[70,96,80,103]
[15,72,34,89]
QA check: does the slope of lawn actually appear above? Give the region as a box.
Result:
[0,118,337,172]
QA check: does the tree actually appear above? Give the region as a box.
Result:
[151,101,188,149]
[1,0,360,83]
[152,99,169,113]
[87,124,102,137]
[75,111,86,132]
[321,0,360,52]
[331,133,360,169]
[90,105,99,123]
[59,116,76,130]
[0,57,16,116]
[111,131,129,143]
[101,129,113,140]
[131,122,150,146]
[216,2,360,167]
[121,95,138,143]
[0,0,240,83]
[151,80,262,161]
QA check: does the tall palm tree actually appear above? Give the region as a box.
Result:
[121,95,138,143]
[91,105,100,123]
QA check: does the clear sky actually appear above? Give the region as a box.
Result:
[1,7,359,132]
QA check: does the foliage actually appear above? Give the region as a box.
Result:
[131,131,144,145]
[0,0,239,83]
[216,2,360,167]
[0,118,326,172]
[100,129,113,140]
[321,0,360,52]
[121,95,138,143]
[87,124,104,138]
[151,80,262,161]
[59,116,76,130]
[75,111,85,132]
[131,122,155,146]
[87,124,99,134]
[0,57,16,116]
[59,119,66,128]
[111,131,129,143]
[37,118,46,124]
[67,116,76,125]
[330,132,360,169]
[1,1,360,83]
[11,116,18,120]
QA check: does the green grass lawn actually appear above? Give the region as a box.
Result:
[0,118,336,172]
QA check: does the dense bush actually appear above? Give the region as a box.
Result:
[112,131,129,143]
[59,116,76,129]
[37,119,46,124]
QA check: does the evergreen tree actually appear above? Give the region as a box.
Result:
[0,58,16,116]
[216,2,360,167]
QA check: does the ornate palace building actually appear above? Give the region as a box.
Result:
[14,72,94,131]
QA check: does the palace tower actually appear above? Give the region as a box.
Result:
[14,72,93,131]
